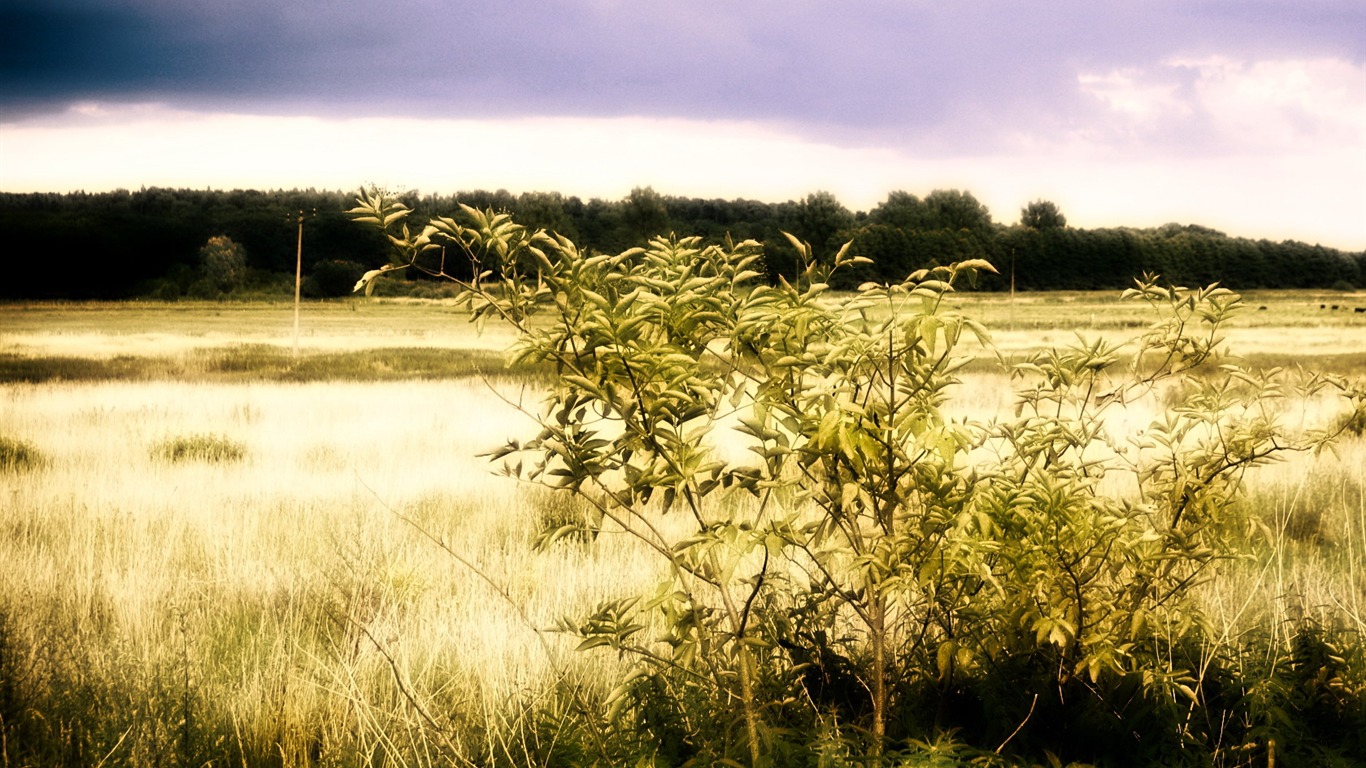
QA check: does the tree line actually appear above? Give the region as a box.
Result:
[0,186,1360,299]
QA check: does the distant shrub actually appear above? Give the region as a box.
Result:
[185,278,222,300]
[0,437,43,472]
[1330,279,1356,292]
[200,235,249,293]
[151,434,246,463]
[366,277,460,300]
[303,260,367,298]
[1340,407,1366,436]
[146,279,181,302]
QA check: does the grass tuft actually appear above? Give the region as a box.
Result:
[151,434,247,464]
[0,436,43,472]
[1339,407,1366,437]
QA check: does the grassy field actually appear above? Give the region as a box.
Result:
[1,292,1363,766]
[4,289,1363,374]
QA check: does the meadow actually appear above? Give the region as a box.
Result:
[1,291,1364,766]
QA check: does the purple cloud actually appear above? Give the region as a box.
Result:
[2,0,1362,172]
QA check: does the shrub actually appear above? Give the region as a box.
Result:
[151,434,246,463]
[1339,406,1366,436]
[199,235,248,293]
[351,191,1366,766]
[0,437,43,472]
[302,259,367,298]
[184,278,222,300]
[147,279,182,302]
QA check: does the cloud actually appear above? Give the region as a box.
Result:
[2,1,1362,249]
[6,0,1363,146]
[3,101,1361,250]
[1073,55,1366,155]
[1179,56,1366,148]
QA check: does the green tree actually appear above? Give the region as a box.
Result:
[869,190,929,230]
[621,186,671,243]
[791,191,854,252]
[198,235,248,293]
[923,189,992,232]
[1020,199,1067,230]
[515,191,577,240]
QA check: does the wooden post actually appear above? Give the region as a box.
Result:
[293,211,304,360]
[292,209,315,360]
[1009,247,1016,333]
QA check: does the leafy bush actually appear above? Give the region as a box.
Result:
[151,434,246,463]
[184,278,222,300]
[302,259,367,298]
[147,279,182,302]
[0,437,43,472]
[352,191,1366,766]
[199,235,248,293]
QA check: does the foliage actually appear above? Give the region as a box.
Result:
[1020,199,1066,230]
[922,189,993,233]
[150,433,247,463]
[621,185,671,243]
[199,235,248,292]
[303,258,368,298]
[1,187,1363,299]
[353,191,1366,766]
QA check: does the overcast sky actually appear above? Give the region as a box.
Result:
[2,0,1363,248]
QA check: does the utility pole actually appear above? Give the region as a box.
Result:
[292,209,316,360]
[1009,247,1016,333]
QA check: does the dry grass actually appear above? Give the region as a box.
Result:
[0,378,660,763]
[1,296,1363,764]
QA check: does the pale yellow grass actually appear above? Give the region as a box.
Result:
[1204,436,1366,642]
[2,297,1362,762]
[0,300,520,359]
[0,378,658,761]
[6,294,1364,363]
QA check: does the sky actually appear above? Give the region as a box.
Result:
[1,0,1363,249]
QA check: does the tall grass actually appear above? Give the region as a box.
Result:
[0,379,660,765]
[2,372,1362,765]
[2,298,1364,765]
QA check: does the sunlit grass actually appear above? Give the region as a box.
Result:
[2,298,1364,764]
[1207,439,1366,638]
[0,346,555,384]
[0,379,659,764]
[5,293,1365,380]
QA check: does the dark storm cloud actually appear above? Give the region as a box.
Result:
[1,1,165,101]
[4,0,1363,143]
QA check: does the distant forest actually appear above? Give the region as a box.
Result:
[1,186,1361,299]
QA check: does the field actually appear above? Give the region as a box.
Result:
[1,291,1364,766]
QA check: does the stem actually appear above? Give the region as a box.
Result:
[715,567,763,767]
[870,595,887,763]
